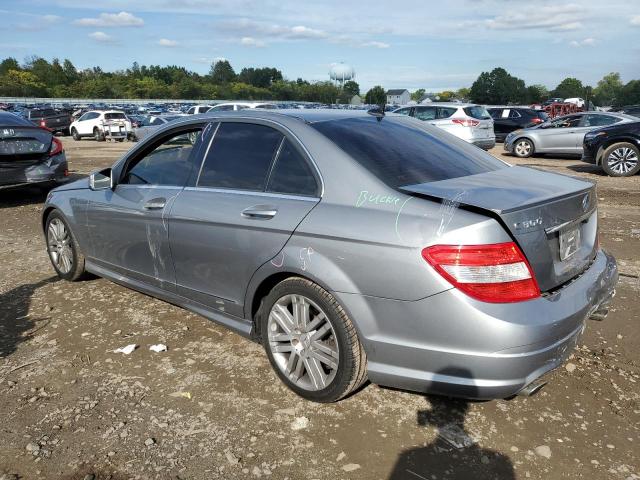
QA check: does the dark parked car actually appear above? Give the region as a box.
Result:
[42,110,617,402]
[23,108,72,135]
[611,105,640,118]
[0,111,68,189]
[487,107,549,142]
[582,120,640,176]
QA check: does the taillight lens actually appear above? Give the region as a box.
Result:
[49,137,63,156]
[531,118,543,124]
[421,242,540,303]
[39,119,46,128]
[452,118,480,127]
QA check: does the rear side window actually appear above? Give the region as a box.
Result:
[414,107,435,121]
[582,115,619,127]
[198,122,283,191]
[488,109,502,119]
[508,109,521,118]
[437,107,457,119]
[267,139,318,196]
[312,117,506,188]
[463,106,491,120]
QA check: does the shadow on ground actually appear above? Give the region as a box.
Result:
[388,368,515,480]
[0,276,58,358]
[0,174,84,210]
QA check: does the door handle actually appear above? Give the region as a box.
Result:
[143,197,166,210]
[241,205,278,219]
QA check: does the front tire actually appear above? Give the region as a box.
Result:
[601,142,640,177]
[259,277,367,402]
[45,211,86,281]
[513,138,534,158]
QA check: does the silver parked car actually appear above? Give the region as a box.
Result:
[132,115,185,142]
[504,112,636,158]
[393,103,496,150]
[42,110,617,402]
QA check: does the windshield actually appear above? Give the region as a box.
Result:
[312,116,506,188]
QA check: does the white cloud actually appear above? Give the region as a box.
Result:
[15,14,62,31]
[469,4,586,32]
[240,37,266,48]
[569,38,596,47]
[221,19,328,40]
[158,38,179,47]
[74,11,144,27]
[631,15,640,26]
[89,31,116,43]
[360,41,390,49]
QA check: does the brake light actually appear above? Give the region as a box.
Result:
[39,119,46,128]
[421,242,540,303]
[531,118,544,124]
[49,137,63,157]
[451,118,480,127]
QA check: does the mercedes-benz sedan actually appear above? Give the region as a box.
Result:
[42,110,618,402]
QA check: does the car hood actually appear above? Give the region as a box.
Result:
[51,177,89,192]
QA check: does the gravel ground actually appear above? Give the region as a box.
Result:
[0,137,638,480]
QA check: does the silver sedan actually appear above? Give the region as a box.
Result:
[504,112,636,158]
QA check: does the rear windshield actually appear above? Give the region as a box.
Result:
[312,116,506,188]
[105,112,126,120]
[463,106,491,120]
[29,109,57,118]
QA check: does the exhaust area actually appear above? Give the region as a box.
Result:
[517,381,547,397]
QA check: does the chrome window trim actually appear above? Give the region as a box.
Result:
[183,186,319,202]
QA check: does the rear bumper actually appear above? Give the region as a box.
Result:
[336,248,618,399]
[0,154,68,188]
[472,138,496,150]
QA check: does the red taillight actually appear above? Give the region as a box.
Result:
[39,119,46,128]
[531,118,543,124]
[451,118,480,127]
[421,242,540,303]
[49,137,63,157]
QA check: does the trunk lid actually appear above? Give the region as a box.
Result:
[401,166,597,292]
[0,126,51,184]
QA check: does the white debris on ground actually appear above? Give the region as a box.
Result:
[113,344,137,355]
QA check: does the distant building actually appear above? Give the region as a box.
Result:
[386,89,410,105]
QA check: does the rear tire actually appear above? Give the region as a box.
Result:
[45,211,86,281]
[94,127,105,142]
[259,277,367,402]
[601,142,640,177]
[513,138,534,158]
[71,128,80,141]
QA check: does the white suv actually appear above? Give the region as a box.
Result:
[70,110,132,141]
[393,103,495,150]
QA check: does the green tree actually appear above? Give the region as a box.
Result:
[365,85,386,105]
[0,70,47,96]
[62,59,79,84]
[0,57,20,75]
[209,60,236,85]
[455,87,470,100]
[616,80,640,106]
[411,88,425,101]
[593,72,623,106]
[469,67,526,104]
[343,80,360,97]
[237,67,283,88]
[525,84,549,103]
[552,77,584,99]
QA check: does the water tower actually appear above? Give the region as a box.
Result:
[329,62,355,88]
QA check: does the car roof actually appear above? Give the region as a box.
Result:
[0,111,33,127]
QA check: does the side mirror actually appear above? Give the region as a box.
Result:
[89,168,113,190]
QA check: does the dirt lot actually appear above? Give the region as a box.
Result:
[1,137,638,480]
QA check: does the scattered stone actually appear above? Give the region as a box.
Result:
[342,464,361,472]
[565,363,577,373]
[0,474,19,480]
[113,330,122,335]
[225,450,240,465]
[144,437,155,447]
[290,417,309,431]
[481,455,490,464]
[47,339,57,346]
[510,446,519,452]
[336,451,346,461]
[83,474,95,480]
[534,445,552,459]
[26,442,40,454]
[252,466,262,477]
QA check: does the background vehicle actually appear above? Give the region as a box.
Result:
[186,105,214,115]
[582,121,640,176]
[392,103,495,149]
[504,112,637,158]
[132,115,185,141]
[610,105,640,118]
[69,110,132,141]
[0,111,68,189]
[488,107,549,142]
[23,108,71,135]
[210,102,278,111]
[43,109,616,403]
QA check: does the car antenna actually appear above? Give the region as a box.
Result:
[367,103,385,122]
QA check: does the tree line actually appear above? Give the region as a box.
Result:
[0,56,638,107]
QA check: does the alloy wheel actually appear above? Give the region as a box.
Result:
[607,147,638,175]
[47,218,73,274]
[514,140,532,157]
[267,294,339,391]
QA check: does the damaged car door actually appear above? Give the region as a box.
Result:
[85,127,204,290]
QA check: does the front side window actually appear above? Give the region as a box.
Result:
[198,123,283,191]
[267,139,318,196]
[394,107,412,116]
[551,115,581,128]
[121,129,202,186]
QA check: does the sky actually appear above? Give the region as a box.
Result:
[1,0,639,92]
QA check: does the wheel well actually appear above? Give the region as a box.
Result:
[42,206,57,232]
